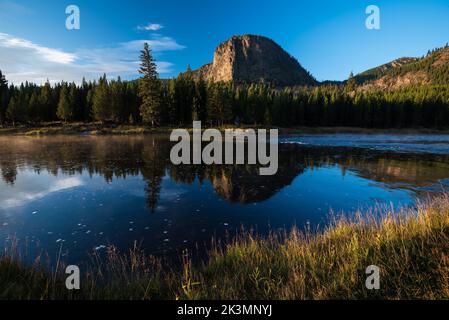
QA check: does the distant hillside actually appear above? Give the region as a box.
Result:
[353,57,419,84]
[192,35,317,87]
[356,45,449,89]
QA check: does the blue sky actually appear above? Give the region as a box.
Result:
[0,0,448,84]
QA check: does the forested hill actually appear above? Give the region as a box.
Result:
[353,57,419,84]
[353,44,449,89]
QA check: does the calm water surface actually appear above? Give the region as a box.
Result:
[0,134,448,264]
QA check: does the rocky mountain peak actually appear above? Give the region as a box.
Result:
[192,34,316,86]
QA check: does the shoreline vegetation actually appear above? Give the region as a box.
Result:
[1,195,448,300]
[1,122,449,136]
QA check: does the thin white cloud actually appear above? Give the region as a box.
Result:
[137,23,164,31]
[0,33,76,64]
[0,32,185,84]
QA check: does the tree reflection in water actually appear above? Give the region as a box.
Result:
[1,136,449,213]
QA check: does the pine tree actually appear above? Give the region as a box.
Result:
[85,89,94,121]
[138,43,162,126]
[346,71,357,92]
[206,84,220,126]
[38,81,54,121]
[179,65,195,124]
[206,83,232,126]
[68,82,79,120]
[28,91,40,123]
[92,74,111,122]
[0,70,6,88]
[57,84,73,122]
[193,77,208,122]
[165,79,176,124]
[246,84,258,125]
[6,96,19,126]
[0,70,8,123]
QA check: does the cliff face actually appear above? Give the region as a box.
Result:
[193,35,316,86]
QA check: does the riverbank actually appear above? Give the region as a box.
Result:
[1,122,449,136]
[1,195,448,300]
[0,123,170,136]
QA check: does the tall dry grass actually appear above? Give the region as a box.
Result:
[1,195,449,300]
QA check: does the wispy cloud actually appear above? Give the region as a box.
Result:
[0,33,76,64]
[0,33,185,84]
[137,23,164,31]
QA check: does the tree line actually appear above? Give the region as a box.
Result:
[0,43,448,128]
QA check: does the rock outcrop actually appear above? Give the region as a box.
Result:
[192,35,316,86]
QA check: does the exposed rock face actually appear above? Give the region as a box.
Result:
[193,35,316,86]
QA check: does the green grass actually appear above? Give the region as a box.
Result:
[1,195,449,300]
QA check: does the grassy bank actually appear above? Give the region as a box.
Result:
[0,123,173,136]
[1,195,449,300]
[1,122,449,136]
